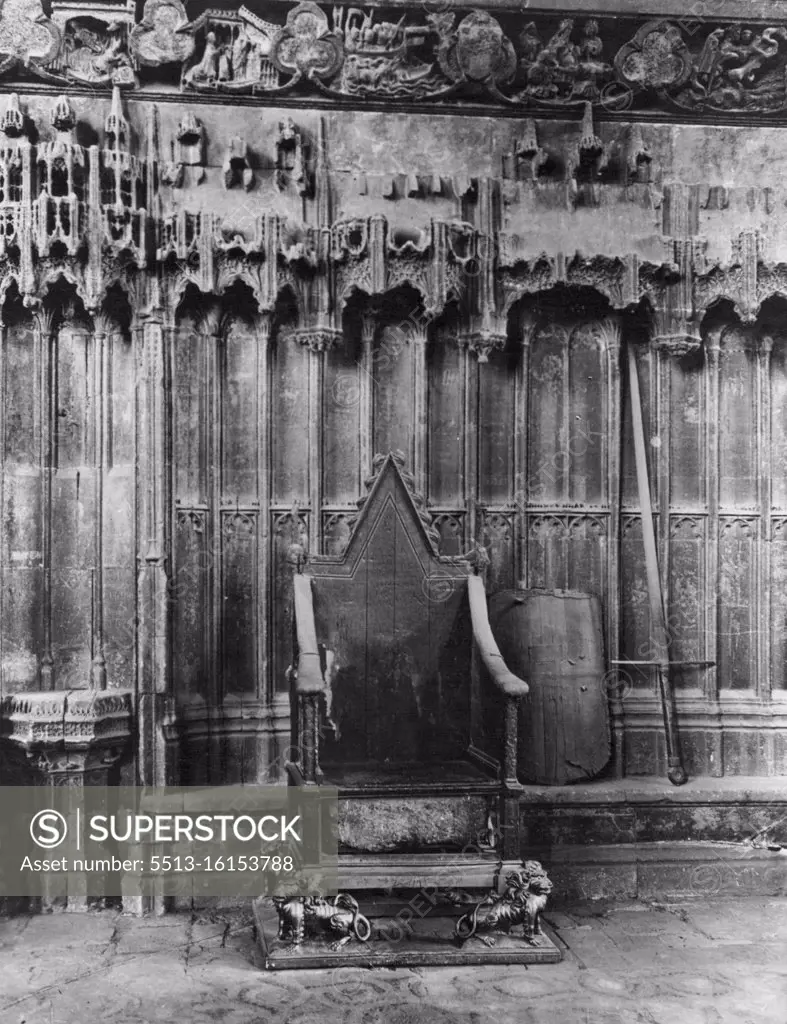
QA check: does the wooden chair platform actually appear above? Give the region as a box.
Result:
[319,760,501,796]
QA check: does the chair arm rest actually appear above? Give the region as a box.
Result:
[468,575,529,698]
[293,574,326,695]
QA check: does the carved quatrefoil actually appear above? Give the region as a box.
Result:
[269,2,344,81]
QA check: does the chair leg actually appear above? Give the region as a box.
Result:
[503,696,519,789]
[301,694,321,784]
[500,696,523,863]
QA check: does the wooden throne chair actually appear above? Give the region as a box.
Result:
[287,451,529,892]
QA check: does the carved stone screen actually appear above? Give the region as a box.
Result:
[0,0,787,792]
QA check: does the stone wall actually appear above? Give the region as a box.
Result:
[2,0,787,786]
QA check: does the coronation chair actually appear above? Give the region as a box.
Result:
[287,451,529,891]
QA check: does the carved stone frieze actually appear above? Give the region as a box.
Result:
[270,2,344,83]
[516,17,613,105]
[336,6,442,100]
[616,19,787,115]
[182,5,281,91]
[0,1,784,119]
[615,20,693,93]
[433,10,516,88]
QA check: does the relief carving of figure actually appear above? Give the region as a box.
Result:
[518,18,611,102]
[183,29,219,85]
[336,5,440,98]
[518,21,542,66]
[183,14,277,90]
[231,27,252,81]
[61,19,135,86]
[682,23,787,110]
[217,40,232,81]
[579,21,608,79]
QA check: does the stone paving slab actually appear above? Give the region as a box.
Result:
[1,899,786,1024]
[113,918,189,956]
[682,898,787,941]
[10,911,118,947]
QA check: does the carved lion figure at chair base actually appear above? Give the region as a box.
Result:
[272,892,371,951]
[455,861,553,945]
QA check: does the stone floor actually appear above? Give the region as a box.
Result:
[1,897,786,1024]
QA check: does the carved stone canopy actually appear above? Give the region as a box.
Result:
[0,54,781,353]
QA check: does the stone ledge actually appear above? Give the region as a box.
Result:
[519,775,787,804]
[519,776,787,848]
[536,841,787,903]
[191,0,787,26]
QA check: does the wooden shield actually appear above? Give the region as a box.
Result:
[488,589,610,785]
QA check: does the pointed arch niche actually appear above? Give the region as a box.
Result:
[0,281,135,697]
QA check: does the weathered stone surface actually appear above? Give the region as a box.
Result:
[338,796,489,853]
[520,777,787,850]
[1,0,787,866]
[3,899,787,1023]
[114,921,189,955]
[532,840,787,906]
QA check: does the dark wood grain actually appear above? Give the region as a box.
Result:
[489,589,611,786]
[307,456,472,768]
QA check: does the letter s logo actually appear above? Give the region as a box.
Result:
[30,810,68,849]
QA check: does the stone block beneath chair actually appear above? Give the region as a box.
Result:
[338,795,492,854]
